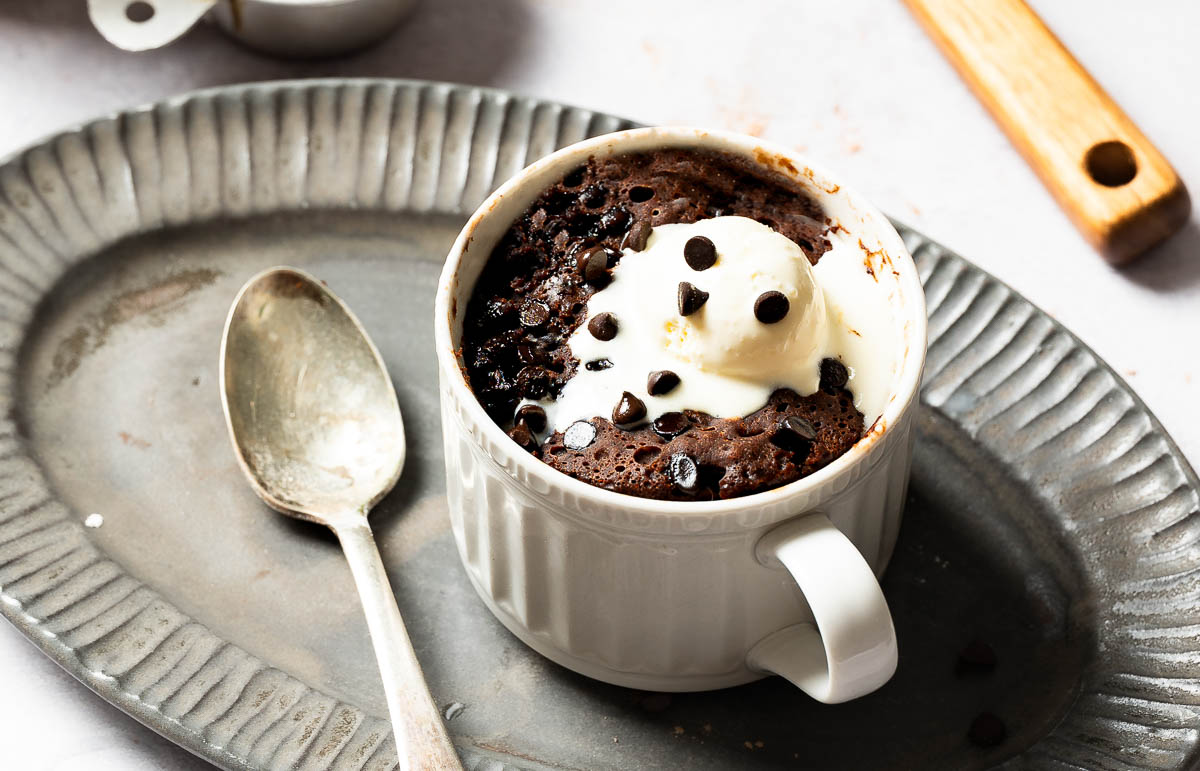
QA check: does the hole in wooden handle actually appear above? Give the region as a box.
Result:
[125,1,155,22]
[1085,140,1137,187]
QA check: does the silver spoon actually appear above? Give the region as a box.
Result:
[220,266,461,770]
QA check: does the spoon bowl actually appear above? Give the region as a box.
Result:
[220,266,461,770]
[221,267,404,525]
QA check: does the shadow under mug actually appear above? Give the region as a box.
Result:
[434,127,927,702]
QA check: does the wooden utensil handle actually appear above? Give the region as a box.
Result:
[904,0,1190,264]
[336,520,462,770]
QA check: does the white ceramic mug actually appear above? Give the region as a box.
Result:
[434,127,927,703]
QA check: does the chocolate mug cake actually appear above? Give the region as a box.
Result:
[460,148,884,501]
[436,126,925,698]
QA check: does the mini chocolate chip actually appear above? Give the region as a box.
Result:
[667,453,698,489]
[647,370,681,396]
[563,420,597,450]
[517,344,540,364]
[754,291,790,324]
[612,391,647,425]
[588,312,619,341]
[585,358,613,371]
[514,404,547,434]
[771,416,817,455]
[576,245,610,283]
[785,416,817,440]
[683,236,717,270]
[508,423,538,452]
[621,220,652,252]
[820,357,849,390]
[580,185,607,209]
[967,712,1006,748]
[652,412,690,439]
[677,282,709,316]
[600,207,631,234]
[484,298,513,322]
[516,366,548,399]
[520,300,550,328]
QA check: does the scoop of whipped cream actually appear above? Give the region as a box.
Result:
[525,215,830,432]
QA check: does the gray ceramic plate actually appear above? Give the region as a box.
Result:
[1,79,1198,771]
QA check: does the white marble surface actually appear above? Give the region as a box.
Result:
[1,0,1197,767]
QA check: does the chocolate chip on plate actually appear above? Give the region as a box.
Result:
[771,415,817,454]
[576,245,610,283]
[563,420,597,450]
[677,282,709,316]
[588,312,619,341]
[514,404,547,434]
[820,357,849,390]
[683,236,717,271]
[753,290,790,324]
[667,453,698,489]
[955,638,997,676]
[621,220,652,252]
[585,358,614,371]
[652,411,690,439]
[967,712,1006,748]
[647,370,681,396]
[520,300,550,328]
[508,423,538,452]
[612,391,647,425]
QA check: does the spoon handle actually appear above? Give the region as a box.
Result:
[334,519,462,770]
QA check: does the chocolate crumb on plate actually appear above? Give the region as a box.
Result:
[955,638,998,676]
[585,358,614,371]
[967,712,1006,748]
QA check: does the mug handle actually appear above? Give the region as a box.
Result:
[745,513,898,703]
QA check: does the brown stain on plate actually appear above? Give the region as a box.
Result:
[315,708,359,758]
[47,268,222,389]
[118,431,151,449]
[475,742,588,771]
